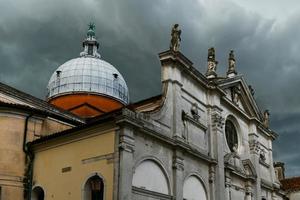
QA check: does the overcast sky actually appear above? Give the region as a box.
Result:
[0,0,300,177]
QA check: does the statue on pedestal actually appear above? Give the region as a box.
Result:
[170,24,181,52]
[263,110,270,128]
[206,47,218,78]
[227,50,237,77]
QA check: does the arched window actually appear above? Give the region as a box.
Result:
[83,175,104,200]
[225,120,238,152]
[183,175,207,200]
[132,160,169,194]
[32,186,45,200]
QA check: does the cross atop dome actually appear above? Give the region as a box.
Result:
[80,22,101,58]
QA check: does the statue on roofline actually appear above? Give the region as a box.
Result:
[227,50,237,78]
[263,110,270,128]
[206,47,218,78]
[170,24,181,52]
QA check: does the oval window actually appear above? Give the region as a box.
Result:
[225,120,238,152]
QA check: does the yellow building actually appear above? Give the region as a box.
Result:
[0,83,83,200]
[31,122,116,200]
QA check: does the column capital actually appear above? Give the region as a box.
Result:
[173,155,184,171]
[212,113,225,130]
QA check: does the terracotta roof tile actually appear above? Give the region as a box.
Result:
[281,177,300,192]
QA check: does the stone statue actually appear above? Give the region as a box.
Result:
[191,103,200,121]
[228,50,236,71]
[170,24,181,52]
[232,86,241,105]
[232,144,238,154]
[206,47,218,78]
[260,149,266,162]
[263,110,270,128]
[227,50,237,77]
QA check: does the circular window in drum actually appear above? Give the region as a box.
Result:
[225,120,238,152]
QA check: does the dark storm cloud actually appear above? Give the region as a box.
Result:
[0,0,300,176]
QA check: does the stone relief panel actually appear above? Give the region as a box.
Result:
[182,109,208,152]
[180,93,208,152]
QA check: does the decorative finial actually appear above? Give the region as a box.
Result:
[170,24,181,52]
[80,22,101,58]
[87,22,96,37]
[206,47,218,79]
[227,50,237,78]
[263,110,270,128]
[208,47,215,61]
[88,22,95,31]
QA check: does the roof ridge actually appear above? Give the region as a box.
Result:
[0,81,84,123]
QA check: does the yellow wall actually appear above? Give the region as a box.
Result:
[0,114,26,200]
[0,111,75,200]
[40,117,73,136]
[33,129,116,200]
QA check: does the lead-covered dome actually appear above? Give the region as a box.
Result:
[46,23,129,118]
[47,57,129,104]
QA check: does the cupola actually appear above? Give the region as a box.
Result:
[46,23,129,118]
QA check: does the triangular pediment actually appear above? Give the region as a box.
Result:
[218,75,262,120]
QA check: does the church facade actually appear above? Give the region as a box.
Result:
[0,24,287,200]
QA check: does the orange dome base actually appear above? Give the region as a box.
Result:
[49,94,124,118]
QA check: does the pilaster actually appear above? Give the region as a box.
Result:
[249,132,261,199]
[225,171,231,200]
[245,181,253,200]
[209,165,216,200]
[172,150,184,199]
[118,126,135,200]
[211,108,225,200]
[172,81,184,139]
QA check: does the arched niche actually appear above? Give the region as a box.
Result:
[132,159,170,195]
[83,175,104,200]
[183,175,207,200]
[32,186,45,200]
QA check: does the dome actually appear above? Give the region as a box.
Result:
[46,23,129,118]
[47,57,129,104]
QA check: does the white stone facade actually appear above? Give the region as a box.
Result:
[117,50,286,200]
